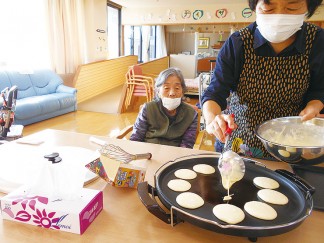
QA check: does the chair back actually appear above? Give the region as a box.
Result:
[130,65,143,76]
[123,66,154,110]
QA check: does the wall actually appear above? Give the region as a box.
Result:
[120,3,324,25]
[122,3,323,57]
[166,31,230,56]
[82,1,323,63]
[84,0,108,63]
[74,56,138,103]
[139,56,169,76]
[169,54,197,79]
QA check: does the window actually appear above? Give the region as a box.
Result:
[124,25,157,63]
[134,26,143,62]
[107,1,121,58]
[149,26,157,60]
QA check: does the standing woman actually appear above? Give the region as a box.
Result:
[130,67,198,148]
[202,0,324,158]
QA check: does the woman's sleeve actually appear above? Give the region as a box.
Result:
[201,31,244,110]
[130,104,148,142]
[180,111,198,148]
[306,28,324,106]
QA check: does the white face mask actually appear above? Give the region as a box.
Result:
[161,97,182,111]
[256,13,305,43]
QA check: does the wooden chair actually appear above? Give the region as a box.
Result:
[124,65,155,110]
[113,109,206,150]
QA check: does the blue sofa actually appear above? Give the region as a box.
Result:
[0,69,77,126]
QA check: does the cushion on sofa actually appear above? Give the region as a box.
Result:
[15,98,43,120]
[0,72,11,91]
[4,72,37,99]
[29,70,63,96]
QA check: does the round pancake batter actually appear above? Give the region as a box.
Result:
[213,204,245,224]
[193,164,216,174]
[176,192,204,209]
[253,177,279,189]
[258,189,289,205]
[167,179,191,192]
[174,169,197,180]
[244,201,277,220]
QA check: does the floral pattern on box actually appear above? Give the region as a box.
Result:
[2,194,61,230]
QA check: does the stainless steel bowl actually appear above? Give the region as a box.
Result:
[255,116,324,165]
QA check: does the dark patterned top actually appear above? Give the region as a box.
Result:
[202,22,324,111]
[202,22,322,159]
[130,100,198,148]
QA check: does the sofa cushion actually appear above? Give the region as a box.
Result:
[29,70,63,95]
[14,93,76,120]
[6,72,37,99]
[0,72,11,91]
[15,98,42,120]
[51,93,77,109]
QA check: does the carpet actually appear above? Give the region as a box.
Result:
[77,85,124,114]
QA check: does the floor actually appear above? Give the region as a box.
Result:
[77,85,124,114]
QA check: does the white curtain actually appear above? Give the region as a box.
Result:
[0,0,50,71]
[45,0,87,74]
[156,25,167,58]
[141,26,151,63]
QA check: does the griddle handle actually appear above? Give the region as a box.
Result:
[137,181,171,224]
[275,169,316,195]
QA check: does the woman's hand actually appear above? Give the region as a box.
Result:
[206,114,237,143]
[299,100,324,121]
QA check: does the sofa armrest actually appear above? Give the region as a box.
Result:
[56,85,77,95]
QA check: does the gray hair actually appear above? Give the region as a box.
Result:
[154,67,187,99]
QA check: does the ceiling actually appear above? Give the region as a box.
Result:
[111,0,246,8]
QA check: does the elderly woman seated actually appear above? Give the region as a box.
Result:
[130,67,198,148]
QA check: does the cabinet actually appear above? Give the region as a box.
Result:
[197,57,216,74]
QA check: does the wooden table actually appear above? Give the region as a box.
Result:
[0,129,323,243]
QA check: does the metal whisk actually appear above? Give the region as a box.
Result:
[90,137,152,164]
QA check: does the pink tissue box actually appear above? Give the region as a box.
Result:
[0,187,103,234]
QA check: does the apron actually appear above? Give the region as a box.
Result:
[224,23,318,159]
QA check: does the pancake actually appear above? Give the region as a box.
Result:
[258,189,289,205]
[253,177,279,189]
[213,204,245,224]
[244,201,277,220]
[176,192,204,209]
[167,179,191,192]
[174,169,197,180]
[193,164,216,175]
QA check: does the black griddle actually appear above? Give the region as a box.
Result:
[138,154,314,240]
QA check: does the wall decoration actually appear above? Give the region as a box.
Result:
[182,10,191,19]
[231,12,236,20]
[193,10,204,20]
[198,37,209,49]
[147,13,152,21]
[171,13,177,21]
[242,8,253,18]
[215,9,228,18]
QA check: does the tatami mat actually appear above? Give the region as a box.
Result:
[77,85,124,114]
